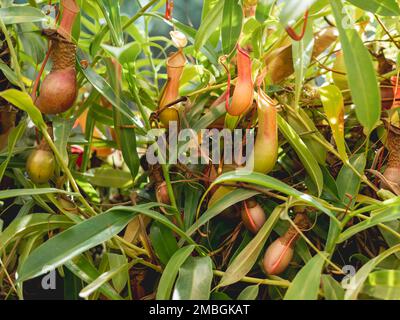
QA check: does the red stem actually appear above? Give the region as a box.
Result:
[285,10,309,41]
[31,46,52,101]
[165,0,174,20]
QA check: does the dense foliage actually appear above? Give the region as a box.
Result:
[1,0,400,300]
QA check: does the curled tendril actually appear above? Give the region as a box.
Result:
[285,10,309,41]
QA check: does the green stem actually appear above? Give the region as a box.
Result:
[187,81,233,97]
[145,16,159,96]
[122,0,163,30]
[114,236,148,257]
[161,163,184,228]
[128,66,151,130]
[213,270,290,287]
[287,217,343,273]
[0,18,26,92]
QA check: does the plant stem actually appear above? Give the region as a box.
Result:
[128,67,151,130]
[358,214,400,239]
[213,270,290,287]
[287,218,344,274]
[114,236,148,257]
[161,163,184,228]
[122,0,162,30]
[187,81,233,97]
[0,18,26,92]
[0,257,19,299]
[375,15,400,49]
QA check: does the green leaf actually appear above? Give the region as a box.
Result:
[362,270,400,300]
[156,245,195,300]
[284,253,327,300]
[237,285,259,300]
[76,178,100,204]
[278,115,324,196]
[192,102,226,132]
[53,117,74,166]
[338,205,400,243]
[150,222,179,266]
[78,62,145,135]
[96,0,124,46]
[108,253,129,293]
[101,42,142,65]
[256,0,275,22]
[79,260,129,299]
[0,6,47,24]
[211,171,338,223]
[218,206,283,287]
[287,109,327,165]
[89,103,114,126]
[321,275,345,300]
[0,89,46,130]
[106,60,140,180]
[211,291,232,300]
[171,18,218,65]
[185,189,259,239]
[0,214,74,252]
[75,167,133,188]
[112,206,196,246]
[18,203,195,283]
[0,120,27,181]
[292,19,314,106]
[0,62,22,88]
[344,245,400,299]
[347,0,400,16]
[195,0,224,51]
[330,0,381,133]
[65,255,122,300]
[17,209,137,282]
[64,268,82,300]
[379,221,400,260]
[10,170,57,214]
[336,153,366,207]
[319,85,347,161]
[0,188,78,200]
[113,109,140,180]
[221,0,243,55]
[172,256,213,300]
[183,187,202,231]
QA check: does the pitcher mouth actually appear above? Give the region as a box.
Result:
[166,50,187,69]
[236,44,250,59]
